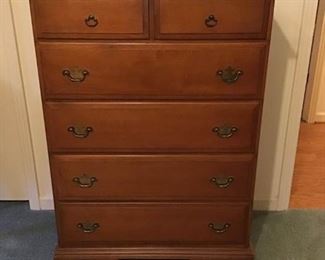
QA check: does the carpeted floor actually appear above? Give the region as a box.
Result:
[0,202,56,260]
[0,202,324,260]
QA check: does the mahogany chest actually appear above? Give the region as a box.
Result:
[30,1,274,259]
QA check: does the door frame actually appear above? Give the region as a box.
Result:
[10,0,52,210]
[303,0,325,123]
[276,0,319,210]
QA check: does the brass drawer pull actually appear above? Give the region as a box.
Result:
[208,223,231,234]
[62,68,89,83]
[217,66,243,84]
[85,15,99,27]
[77,222,100,233]
[205,15,218,28]
[210,176,234,188]
[73,174,97,188]
[68,126,93,138]
[212,126,238,138]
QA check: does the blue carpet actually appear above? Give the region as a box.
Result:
[0,202,56,260]
[0,202,324,260]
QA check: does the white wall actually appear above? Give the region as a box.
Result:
[11,0,53,210]
[0,0,39,205]
[9,0,317,210]
[316,62,325,121]
[315,5,325,122]
[303,0,325,123]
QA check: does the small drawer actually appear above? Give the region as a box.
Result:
[39,42,267,100]
[57,203,249,247]
[155,0,272,39]
[44,102,260,153]
[31,0,149,39]
[51,154,255,201]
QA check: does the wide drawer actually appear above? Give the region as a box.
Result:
[155,0,273,39]
[31,0,149,39]
[51,154,255,201]
[57,203,249,247]
[45,102,260,153]
[39,42,267,100]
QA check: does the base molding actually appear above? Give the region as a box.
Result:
[40,197,54,210]
[55,246,254,259]
[315,113,325,123]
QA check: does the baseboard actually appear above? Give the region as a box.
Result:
[315,113,325,122]
[39,198,279,211]
[40,197,54,210]
[55,246,254,259]
[253,199,279,211]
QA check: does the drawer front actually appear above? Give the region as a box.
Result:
[51,154,255,201]
[32,0,148,39]
[155,0,272,39]
[45,102,259,153]
[39,43,267,100]
[58,203,249,246]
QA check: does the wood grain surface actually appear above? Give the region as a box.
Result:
[31,0,149,39]
[155,0,272,39]
[57,202,249,247]
[39,42,267,100]
[30,0,275,258]
[51,154,255,201]
[290,122,325,208]
[44,101,260,153]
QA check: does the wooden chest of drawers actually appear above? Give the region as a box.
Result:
[30,1,274,259]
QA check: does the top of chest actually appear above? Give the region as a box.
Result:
[31,0,274,40]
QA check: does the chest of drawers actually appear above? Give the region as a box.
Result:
[30,1,274,259]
